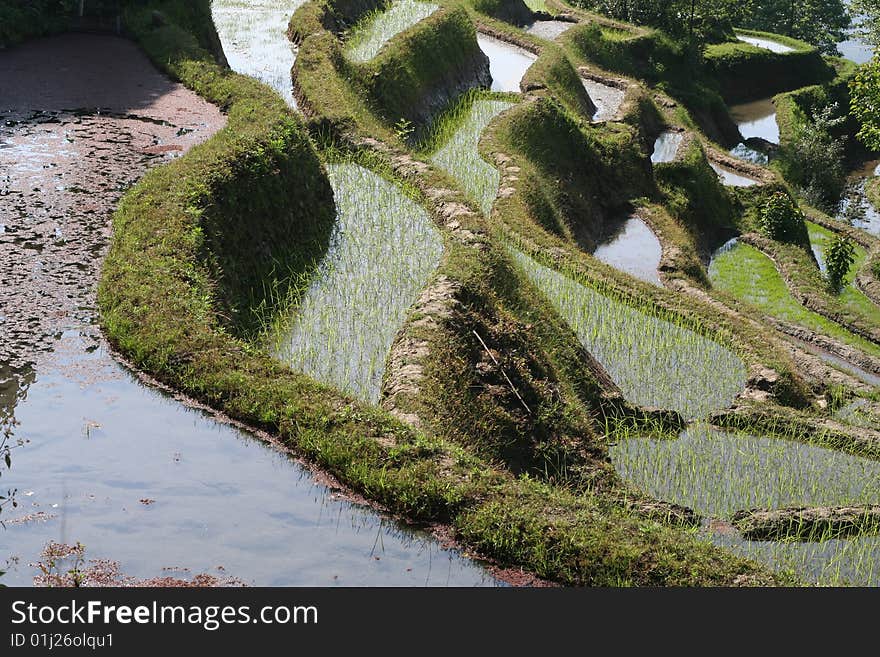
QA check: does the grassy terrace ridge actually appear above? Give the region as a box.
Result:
[89,0,794,586]
[704,30,832,104]
[344,0,440,62]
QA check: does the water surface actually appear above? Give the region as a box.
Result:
[477,34,536,93]
[593,216,662,285]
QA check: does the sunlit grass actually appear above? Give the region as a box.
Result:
[344,0,439,62]
[510,248,747,419]
[211,0,303,107]
[709,240,880,359]
[272,163,444,404]
[427,98,514,215]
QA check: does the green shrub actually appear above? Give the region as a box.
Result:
[758,192,806,243]
[825,234,855,293]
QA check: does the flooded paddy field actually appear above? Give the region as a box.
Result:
[511,249,747,419]
[211,0,304,107]
[273,163,444,404]
[345,0,439,62]
[0,31,496,587]
[477,34,536,93]
[611,425,880,586]
[592,215,662,286]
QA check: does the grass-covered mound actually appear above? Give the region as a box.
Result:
[292,1,490,131]
[704,29,833,103]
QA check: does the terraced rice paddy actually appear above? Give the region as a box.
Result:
[593,216,662,285]
[709,240,880,360]
[273,163,444,403]
[651,130,683,164]
[808,221,880,326]
[735,33,796,53]
[611,424,880,585]
[611,425,880,517]
[710,163,760,187]
[730,98,779,144]
[714,527,880,586]
[211,0,303,107]
[344,0,439,62]
[429,98,514,214]
[510,248,747,419]
[476,34,537,93]
[525,20,575,41]
[580,78,625,122]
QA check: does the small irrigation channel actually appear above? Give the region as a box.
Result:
[477,34,537,93]
[592,215,662,286]
[272,163,444,404]
[0,28,498,586]
[210,0,305,108]
[344,0,439,62]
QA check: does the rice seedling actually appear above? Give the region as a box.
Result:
[834,398,879,429]
[344,0,439,63]
[428,97,514,215]
[509,248,747,419]
[211,0,303,107]
[808,221,880,320]
[712,530,880,586]
[610,424,880,518]
[272,163,444,404]
[709,240,880,359]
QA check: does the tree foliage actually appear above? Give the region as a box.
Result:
[579,0,850,53]
[779,103,846,211]
[850,55,880,151]
[758,192,806,242]
[825,234,856,293]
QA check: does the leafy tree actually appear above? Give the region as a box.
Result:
[582,0,851,52]
[779,103,846,211]
[825,234,856,293]
[850,55,880,151]
[759,191,806,242]
[734,0,851,54]
[851,0,880,48]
